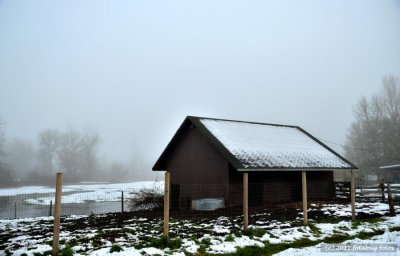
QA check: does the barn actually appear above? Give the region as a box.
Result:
[153,116,357,212]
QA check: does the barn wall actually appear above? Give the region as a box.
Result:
[307,171,335,200]
[228,170,335,204]
[166,126,229,209]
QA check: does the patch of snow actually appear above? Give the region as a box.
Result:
[181,239,199,254]
[141,247,165,255]
[90,247,143,256]
[209,236,264,254]
[213,225,230,234]
[12,244,52,256]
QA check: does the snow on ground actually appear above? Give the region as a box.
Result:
[0,186,76,196]
[275,228,400,256]
[0,181,163,205]
[1,202,400,255]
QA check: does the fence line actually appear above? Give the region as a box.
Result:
[335,181,400,202]
[0,181,163,219]
[1,180,397,220]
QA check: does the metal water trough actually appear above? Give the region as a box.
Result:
[192,198,225,211]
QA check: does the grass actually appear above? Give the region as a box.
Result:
[148,236,182,250]
[351,220,362,229]
[291,238,319,248]
[215,228,386,256]
[389,226,400,232]
[358,230,384,240]
[198,244,207,254]
[307,223,321,235]
[200,237,212,246]
[225,234,234,242]
[243,227,267,238]
[59,245,74,256]
[110,244,124,253]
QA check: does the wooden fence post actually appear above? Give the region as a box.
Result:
[243,172,249,231]
[387,184,395,216]
[49,200,53,216]
[302,171,308,225]
[14,202,16,219]
[350,170,356,221]
[52,172,63,256]
[163,171,170,237]
[379,179,385,203]
[121,191,124,213]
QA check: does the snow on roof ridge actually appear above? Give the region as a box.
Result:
[199,118,353,169]
[193,116,299,129]
[380,164,400,169]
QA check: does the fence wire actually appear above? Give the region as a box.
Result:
[1,180,399,220]
[0,181,163,219]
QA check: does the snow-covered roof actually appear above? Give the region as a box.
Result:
[380,164,400,171]
[152,116,356,171]
[199,118,354,170]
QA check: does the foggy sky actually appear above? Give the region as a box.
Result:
[1,1,400,176]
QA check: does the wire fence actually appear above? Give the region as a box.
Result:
[0,181,163,219]
[1,180,397,220]
[0,181,342,220]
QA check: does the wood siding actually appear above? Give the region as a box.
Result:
[228,170,335,204]
[166,126,229,209]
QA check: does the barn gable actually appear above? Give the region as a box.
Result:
[164,122,229,185]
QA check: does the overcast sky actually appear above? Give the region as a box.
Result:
[1,1,399,172]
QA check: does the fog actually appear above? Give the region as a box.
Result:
[0,1,399,184]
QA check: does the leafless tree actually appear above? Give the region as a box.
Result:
[346,75,400,175]
[0,117,13,186]
[57,130,100,180]
[6,138,36,179]
[38,129,60,173]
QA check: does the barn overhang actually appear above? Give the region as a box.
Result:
[379,164,400,171]
[237,168,356,172]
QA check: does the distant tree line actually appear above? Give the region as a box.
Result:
[0,118,13,186]
[346,75,400,176]
[0,120,157,186]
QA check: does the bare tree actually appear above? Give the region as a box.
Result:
[0,117,13,186]
[59,130,99,179]
[6,138,36,179]
[38,129,60,173]
[346,75,400,175]
[79,133,99,176]
[0,117,5,161]
[57,129,81,177]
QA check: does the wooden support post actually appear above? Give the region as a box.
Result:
[302,171,308,225]
[49,200,53,216]
[121,191,124,213]
[52,172,63,256]
[243,172,249,231]
[350,170,356,221]
[387,184,395,216]
[163,171,170,237]
[379,179,385,203]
